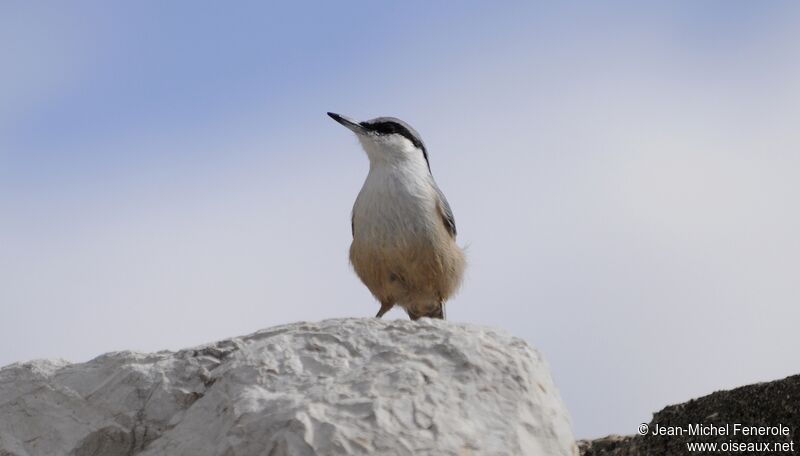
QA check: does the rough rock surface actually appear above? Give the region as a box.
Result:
[578,374,800,455]
[0,318,577,456]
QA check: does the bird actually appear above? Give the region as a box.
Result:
[328,112,466,320]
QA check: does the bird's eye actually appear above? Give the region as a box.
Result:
[366,122,395,136]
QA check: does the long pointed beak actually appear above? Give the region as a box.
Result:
[327,112,366,134]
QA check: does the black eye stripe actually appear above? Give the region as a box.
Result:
[367,122,416,143]
[360,120,423,149]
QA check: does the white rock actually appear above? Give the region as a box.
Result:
[0,318,577,456]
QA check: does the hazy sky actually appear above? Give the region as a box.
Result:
[2,1,799,439]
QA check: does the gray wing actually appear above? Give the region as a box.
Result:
[434,183,457,237]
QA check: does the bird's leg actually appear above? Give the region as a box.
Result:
[375,302,394,318]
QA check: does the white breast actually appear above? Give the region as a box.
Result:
[352,162,439,245]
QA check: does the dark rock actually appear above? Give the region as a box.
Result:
[580,374,800,455]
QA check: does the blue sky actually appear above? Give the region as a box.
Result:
[2,1,800,438]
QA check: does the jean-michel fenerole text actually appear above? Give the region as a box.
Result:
[651,423,791,437]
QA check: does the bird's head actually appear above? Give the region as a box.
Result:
[328,112,430,171]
